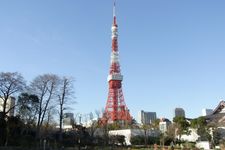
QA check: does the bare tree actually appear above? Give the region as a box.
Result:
[166,123,177,141]
[0,72,25,120]
[87,112,98,138]
[43,106,57,130]
[0,72,25,146]
[29,74,60,139]
[57,76,75,141]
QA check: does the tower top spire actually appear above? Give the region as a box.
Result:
[113,0,116,17]
[113,0,117,25]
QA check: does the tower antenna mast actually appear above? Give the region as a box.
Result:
[113,0,116,17]
[113,0,117,25]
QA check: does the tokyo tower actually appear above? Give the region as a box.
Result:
[102,1,132,124]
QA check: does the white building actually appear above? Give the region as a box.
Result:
[62,113,74,130]
[0,96,15,116]
[159,118,171,133]
[109,129,160,145]
[138,110,157,125]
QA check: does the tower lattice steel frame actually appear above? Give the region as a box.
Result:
[102,1,132,124]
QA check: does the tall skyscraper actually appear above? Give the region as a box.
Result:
[102,2,131,124]
[0,96,15,117]
[138,110,157,125]
[174,107,185,118]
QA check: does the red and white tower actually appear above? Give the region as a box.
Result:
[102,1,132,124]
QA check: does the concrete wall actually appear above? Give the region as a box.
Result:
[196,141,210,149]
[109,129,160,145]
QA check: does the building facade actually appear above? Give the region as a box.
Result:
[174,107,185,118]
[202,108,213,116]
[63,113,74,130]
[159,118,171,133]
[109,129,160,145]
[138,110,157,125]
[0,96,15,117]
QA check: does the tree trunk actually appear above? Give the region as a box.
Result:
[59,103,63,142]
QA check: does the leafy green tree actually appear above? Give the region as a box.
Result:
[108,121,121,130]
[173,116,190,140]
[130,118,139,128]
[130,136,145,145]
[0,114,7,146]
[109,135,125,146]
[17,93,39,125]
[212,128,221,145]
[6,116,24,146]
[197,127,211,141]
[141,124,151,146]
[0,116,36,147]
[190,116,206,128]
[131,135,160,145]
[190,116,211,141]
[151,119,160,130]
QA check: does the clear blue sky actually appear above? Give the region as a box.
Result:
[1,0,225,121]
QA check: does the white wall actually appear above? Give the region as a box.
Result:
[196,141,210,150]
[109,129,160,145]
[180,128,199,142]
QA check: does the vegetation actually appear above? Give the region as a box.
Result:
[1,71,225,149]
[0,72,76,148]
[190,116,211,141]
[0,71,137,149]
[0,72,26,146]
[173,116,190,140]
[131,135,160,145]
[109,135,126,146]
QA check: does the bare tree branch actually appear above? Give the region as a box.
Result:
[57,76,75,141]
[29,74,60,139]
[0,72,25,120]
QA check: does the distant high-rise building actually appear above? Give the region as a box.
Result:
[63,113,74,129]
[202,109,213,116]
[138,110,157,125]
[174,108,185,118]
[0,96,15,116]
